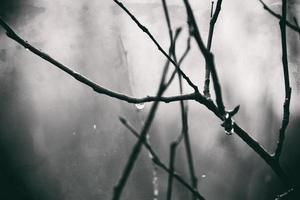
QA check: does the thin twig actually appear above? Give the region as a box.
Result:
[113,0,199,93]
[166,142,177,200]
[173,34,198,200]
[119,117,205,200]
[165,35,191,88]
[166,129,185,200]
[160,3,184,198]
[182,0,226,115]
[179,101,198,200]
[203,1,214,98]
[0,17,198,105]
[112,57,171,200]
[274,0,292,161]
[258,0,300,35]
[161,0,173,50]
[293,17,300,38]
[203,0,223,98]
[161,2,199,197]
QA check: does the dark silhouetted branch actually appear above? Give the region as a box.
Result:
[274,0,292,161]
[204,0,223,98]
[166,132,184,200]
[166,142,177,200]
[259,0,300,35]
[293,17,300,37]
[182,0,225,115]
[0,17,200,105]
[112,57,171,200]
[165,34,191,88]
[161,0,173,49]
[1,0,297,197]
[161,3,199,197]
[113,0,199,93]
[179,102,198,200]
[119,117,205,200]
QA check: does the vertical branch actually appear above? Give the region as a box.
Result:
[119,117,205,199]
[203,0,223,98]
[165,35,191,88]
[161,0,173,49]
[274,0,292,160]
[161,1,199,199]
[182,0,226,115]
[166,138,182,200]
[293,17,300,38]
[180,104,198,200]
[160,3,178,199]
[112,59,170,200]
[203,1,214,98]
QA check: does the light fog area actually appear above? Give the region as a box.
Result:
[0,0,300,199]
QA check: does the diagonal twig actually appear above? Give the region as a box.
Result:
[161,1,198,199]
[258,0,300,35]
[113,0,199,93]
[119,117,205,200]
[165,33,191,89]
[112,57,171,200]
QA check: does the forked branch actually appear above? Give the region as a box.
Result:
[259,0,300,35]
[119,117,205,200]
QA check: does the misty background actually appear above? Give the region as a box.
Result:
[0,0,300,199]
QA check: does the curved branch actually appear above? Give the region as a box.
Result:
[0,17,197,104]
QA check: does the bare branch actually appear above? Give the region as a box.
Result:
[258,0,300,35]
[112,57,171,200]
[160,4,199,196]
[0,18,199,105]
[161,0,173,47]
[165,34,191,88]
[204,0,223,98]
[166,142,177,200]
[119,117,205,200]
[293,17,300,38]
[113,0,199,93]
[167,130,185,200]
[182,0,226,115]
[180,103,198,200]
[0,1,295,194]
[274,0,292,161]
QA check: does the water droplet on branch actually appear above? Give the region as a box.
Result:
[135,103,145,111]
